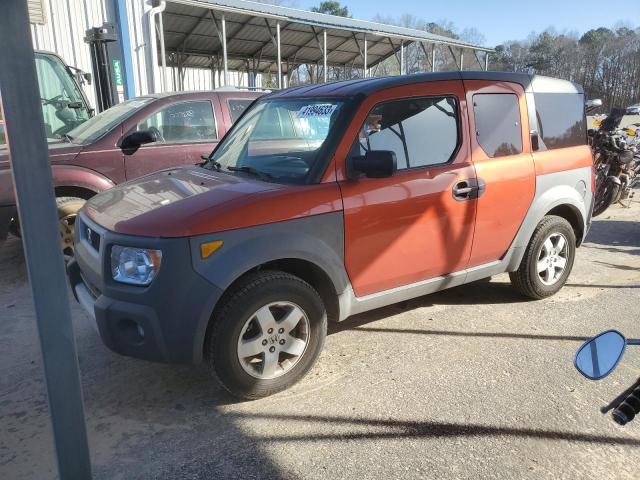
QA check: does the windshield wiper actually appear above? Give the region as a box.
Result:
[227,165,272,181]
[200,155,221,170]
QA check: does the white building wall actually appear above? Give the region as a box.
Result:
[167,68,261,91]
[30,0,261,109]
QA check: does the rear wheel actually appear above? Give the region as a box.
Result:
[509,215,576,299]
[206,270,327,399]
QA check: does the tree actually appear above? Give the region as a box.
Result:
[311,1,350,17]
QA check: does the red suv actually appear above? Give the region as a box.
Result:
[69,72,594,399]
[0,90,262,257]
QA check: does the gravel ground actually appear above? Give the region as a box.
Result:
[1,198,639,480]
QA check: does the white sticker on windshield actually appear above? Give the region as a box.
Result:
[128,101,147,108]
[297,104,337,118]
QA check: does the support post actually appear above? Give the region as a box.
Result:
[485,52,489,71]
[460,49,464,71]
[221,13,228,86]
[276,22,282,88]
[114,0,136,98]
[158,10,167,91]
[363,34,367,78]
[323,30,327,82]
[400,41,405,75]
[431,44,436,72]
[0,1,92,478]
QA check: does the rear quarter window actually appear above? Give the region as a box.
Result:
[473,93,523,158]
[534,93,586,150]
[228,99,254,123]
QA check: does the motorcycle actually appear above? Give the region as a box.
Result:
[574,330,640,425]
[588,109,640,217]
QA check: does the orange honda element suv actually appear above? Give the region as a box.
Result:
[69,72,594,398]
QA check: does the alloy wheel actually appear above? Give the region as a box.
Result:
[236,301,310,380]
[536,232,569,286]
[59,212,77,262]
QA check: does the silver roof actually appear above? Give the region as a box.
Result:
[164,0,492,72]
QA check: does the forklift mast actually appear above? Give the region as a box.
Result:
[85,23,125,112]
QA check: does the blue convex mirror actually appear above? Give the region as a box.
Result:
[574,330,626,380]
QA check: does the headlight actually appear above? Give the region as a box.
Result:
[111,245,162,286]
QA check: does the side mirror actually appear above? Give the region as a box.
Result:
[349,150,397,179]
[530,130,540,151]
[585,99,603,114]
[574,330,626,380]
[121,129,158,151]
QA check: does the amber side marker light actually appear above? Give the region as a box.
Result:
[200,240,223,259]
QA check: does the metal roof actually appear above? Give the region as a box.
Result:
[163,0,492,73]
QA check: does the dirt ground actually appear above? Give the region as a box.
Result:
[1,197,639,479]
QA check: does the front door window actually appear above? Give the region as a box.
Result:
[136,101,217,144]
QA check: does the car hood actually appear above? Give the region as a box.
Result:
[84,165,342,237]
[0,140,82,167]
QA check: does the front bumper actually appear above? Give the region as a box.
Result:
[68,212,223,364]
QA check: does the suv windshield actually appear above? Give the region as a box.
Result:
[66,98,154,145]
[208,99,344,184]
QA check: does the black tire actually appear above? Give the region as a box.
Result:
[8,196,85,253]
[206,270,327,399]
[509,215,576,299]
[592,178,619,217]
[57,196,86,261]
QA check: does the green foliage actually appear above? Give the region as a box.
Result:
[311,1,350,17]
[493,27,640,110]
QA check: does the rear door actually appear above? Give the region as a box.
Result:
[463,80,536,267]
[123,99,219,180]
[338,81,477,297]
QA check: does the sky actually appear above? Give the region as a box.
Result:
[297,0,638,46]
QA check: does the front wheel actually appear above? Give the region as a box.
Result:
[509,215,576,299]
[57,197,86,261]
[206,270,327,399]
[9,196,85,262]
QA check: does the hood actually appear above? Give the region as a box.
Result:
[84,165,343,238]
[0,139,82,167]
[85,166,280,234]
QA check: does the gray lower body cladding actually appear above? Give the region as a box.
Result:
[69,212,223,364]
[69,211,347,365]
[69,167,591,364]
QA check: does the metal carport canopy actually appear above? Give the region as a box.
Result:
[163,0,493,78]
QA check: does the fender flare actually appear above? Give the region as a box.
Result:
[607,175,622,186]
[192,229,348,296]
[506,183,589,271]
[51,164,115,195]
[188,213,349,360]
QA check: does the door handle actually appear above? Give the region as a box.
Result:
[453,181,475,199]
[453,179,485,201]
[453,185,473,195]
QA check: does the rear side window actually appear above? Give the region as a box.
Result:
[353,96,459,169]
[473,94,522,157]
[534,93,586,150]
[228,99,254,123]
